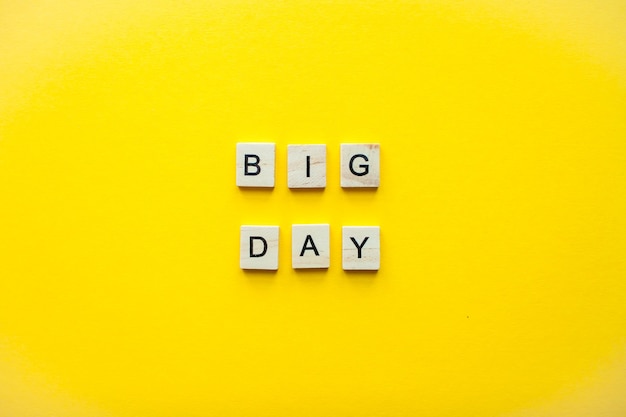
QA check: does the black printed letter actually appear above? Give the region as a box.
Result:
[249,236,268,257]
[300,235,320,256]
[350,236,369,258]
[244,154,261,175]
[349,154,369,176]
[306,155,311,178]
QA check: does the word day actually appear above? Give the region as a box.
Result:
[240,225,380,271]
[236,143,380,188]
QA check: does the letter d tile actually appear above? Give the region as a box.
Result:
[240,225,279,270]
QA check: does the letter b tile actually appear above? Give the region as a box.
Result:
[240,225,279,270]
[340,143,380,188]
[236,143,275,188]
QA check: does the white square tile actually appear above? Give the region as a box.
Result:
[342,226,380,270]
[287,144,326,188]
[340,143,380,188]
[236,143,275,188]
[292,224,330,269]
[240,225,279,270]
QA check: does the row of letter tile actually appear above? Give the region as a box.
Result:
[240,225,380,271]
[236,143,380,189]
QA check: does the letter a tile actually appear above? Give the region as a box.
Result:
[236,143,275,188]
[340,144,380,188]
[292,224,330,269]
[240,225,279,270]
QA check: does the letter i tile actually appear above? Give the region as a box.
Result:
[287,144,327,189]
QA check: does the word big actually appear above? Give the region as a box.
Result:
[236,143,380,188]
[240,225,380,270]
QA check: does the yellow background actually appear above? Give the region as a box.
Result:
[1,1,625,415]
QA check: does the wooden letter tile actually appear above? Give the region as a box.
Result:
[236,143,275,188]
[340,143,380,188]
[292,224,330,269]
[287,144,326,188]
[342,226,380,270]
[240,225,279,270]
